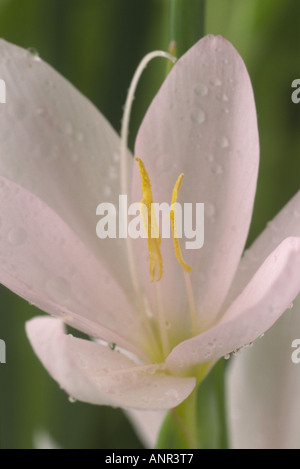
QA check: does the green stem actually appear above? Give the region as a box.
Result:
[169,0,206,58]
[156,388,198,449]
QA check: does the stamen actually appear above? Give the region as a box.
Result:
[170,174,192,273]
[119,50,176,300]
[136,158,163,282]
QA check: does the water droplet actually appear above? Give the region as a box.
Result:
[194,84,208,96]
[8,227,27,246]
[46,276,71,303]
[75,132,84,142]
[103,185,112,197]
[113,151,120,162]
[206,203,216,218]
[165,389,179,400]
[224,353,231,360]
[210,78,222,86]
[36,108,45,116]
[28,47,41,61]
[259,333,265,339]
[246,342,254,348]
[190,108,205,124]
[109,342,116,350]
[61,122,73,135]
[211,164,223,175]
[68,396,76,403]
[218,136,229,149]
[233,348,241,357]
[288,303,294,310]
[205,154,214,163]
[108,166,118,179]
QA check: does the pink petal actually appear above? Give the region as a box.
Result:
[227,293,300,449]
[166,237,300,372]
[125,409,166,448]
[0,39,133,293]
[226,192,300,448]
[26,317,196,410]
[0,177,150,360]
[132,35,259,332]
[224,191,300,308]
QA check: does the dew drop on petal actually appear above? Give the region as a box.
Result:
[113,151,120,162]
[288,303,294,310]
[61,121,73,136]
[8,227,27,246]
[103,185,111,197]
[108,166,118,180]
[165,389,179,401]
[27,47,41,61]
[218,136,229,149]
[205,202,216,219]
[205,154,214,163]
[224,354,231,360]
[210,78,222,86]
[190,108,205,124]
[75,132,84,142]
[46,276,71,303]
[68,396,77,403]
[194,84,208,96]
[211,164,223,175]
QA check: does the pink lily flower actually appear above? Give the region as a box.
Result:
[0,35,299,411]
[227,192,300,449]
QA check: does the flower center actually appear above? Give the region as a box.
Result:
[135,157,192,282]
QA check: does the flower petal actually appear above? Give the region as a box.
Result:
[226,293,300,449]
[224,191,300,308]
[0,39,133,292]
[26,316,196,410]
[0,176,150,359]
[166,237,300,372]
[132,34,259,331]
[125,409,166,448]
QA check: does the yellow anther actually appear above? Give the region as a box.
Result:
[170,174,192,273]
[135,158,163,282]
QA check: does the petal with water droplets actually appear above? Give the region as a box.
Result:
[166,237,300,372]
[26,316,196,410]
[0,39,133,293]
[132,34,259,331]
[0,176,150,359]
[227,293,300,449]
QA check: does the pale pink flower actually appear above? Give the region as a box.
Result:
[0,35,299,411]
[226,193,300,449]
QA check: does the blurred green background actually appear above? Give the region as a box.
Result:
[0,0,299,448]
